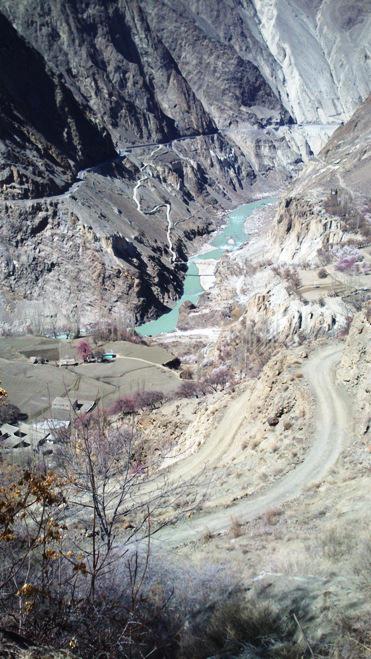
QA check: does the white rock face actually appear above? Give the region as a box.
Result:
[248,0,371,124]
[225,122,336,181]
[147,0,370,170]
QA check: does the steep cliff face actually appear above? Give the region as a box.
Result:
[0,13,115,199]
[246,0,371,124]
[141,0,288,130]
[171,0,371,126]
[274,96,371,262]
[142,0,371,165]
[5,0,370,162]
[0,0,215,145]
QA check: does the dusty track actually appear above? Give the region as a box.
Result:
[152,342,350,547]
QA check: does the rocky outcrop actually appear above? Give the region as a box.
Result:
[172,0,371,126]
[246,0,371,124]
[142,0,287,130]
[273,96,371,262]
[143,0,371,170]
[4,0,370,172]
[337,311,370,439]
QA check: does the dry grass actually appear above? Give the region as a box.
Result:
[202,528,214,543]
[178,596,298,659]
[264,508,283,526]
[230,516,243,538]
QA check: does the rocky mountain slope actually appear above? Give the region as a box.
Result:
[146,0,371,127]
[145,0,371,160]
[0,0,370,332]
[0,133,258,334]
[274,94,371,262]
[0,0,215,146]
[0,13,115,200]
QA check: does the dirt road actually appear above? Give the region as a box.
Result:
[152,342,350,547]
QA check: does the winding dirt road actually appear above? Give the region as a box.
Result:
[152,342,350,548]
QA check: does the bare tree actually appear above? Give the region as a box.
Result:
[76,339,93,362]
[55,408,204,602]
[204,366,233,391]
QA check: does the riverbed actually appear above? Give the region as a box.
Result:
[137,197,275,337]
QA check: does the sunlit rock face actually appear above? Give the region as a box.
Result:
[154,0,370,126]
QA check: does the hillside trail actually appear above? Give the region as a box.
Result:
[0,132,217,207]
[151,341,350,548]
[114,355,181,378]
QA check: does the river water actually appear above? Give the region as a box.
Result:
[137,197,274,337]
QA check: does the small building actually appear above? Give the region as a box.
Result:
[29,355,49,364]
[33,419,70,442]
[0,422,50,451]
[51,396,96,421]
[58,358,78,367]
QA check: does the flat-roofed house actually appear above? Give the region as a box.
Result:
[51,396,95,421]
[0,422,50,450]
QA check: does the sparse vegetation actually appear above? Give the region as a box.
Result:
[178,380,204,398]
[202,528,214,543]
[264,508,283,525]
[324,192,371,239]
[272,265,301,291]
[91,318,147,345]
[229,516,243,538]
[177,596,299,659]
[205,365,234,391]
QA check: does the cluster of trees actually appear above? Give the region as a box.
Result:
[102,367,235,418]
[178,366,234,399]
[106,390,165,416]
[91,319,146,345]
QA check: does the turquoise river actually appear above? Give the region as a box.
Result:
[137,197,274,337]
